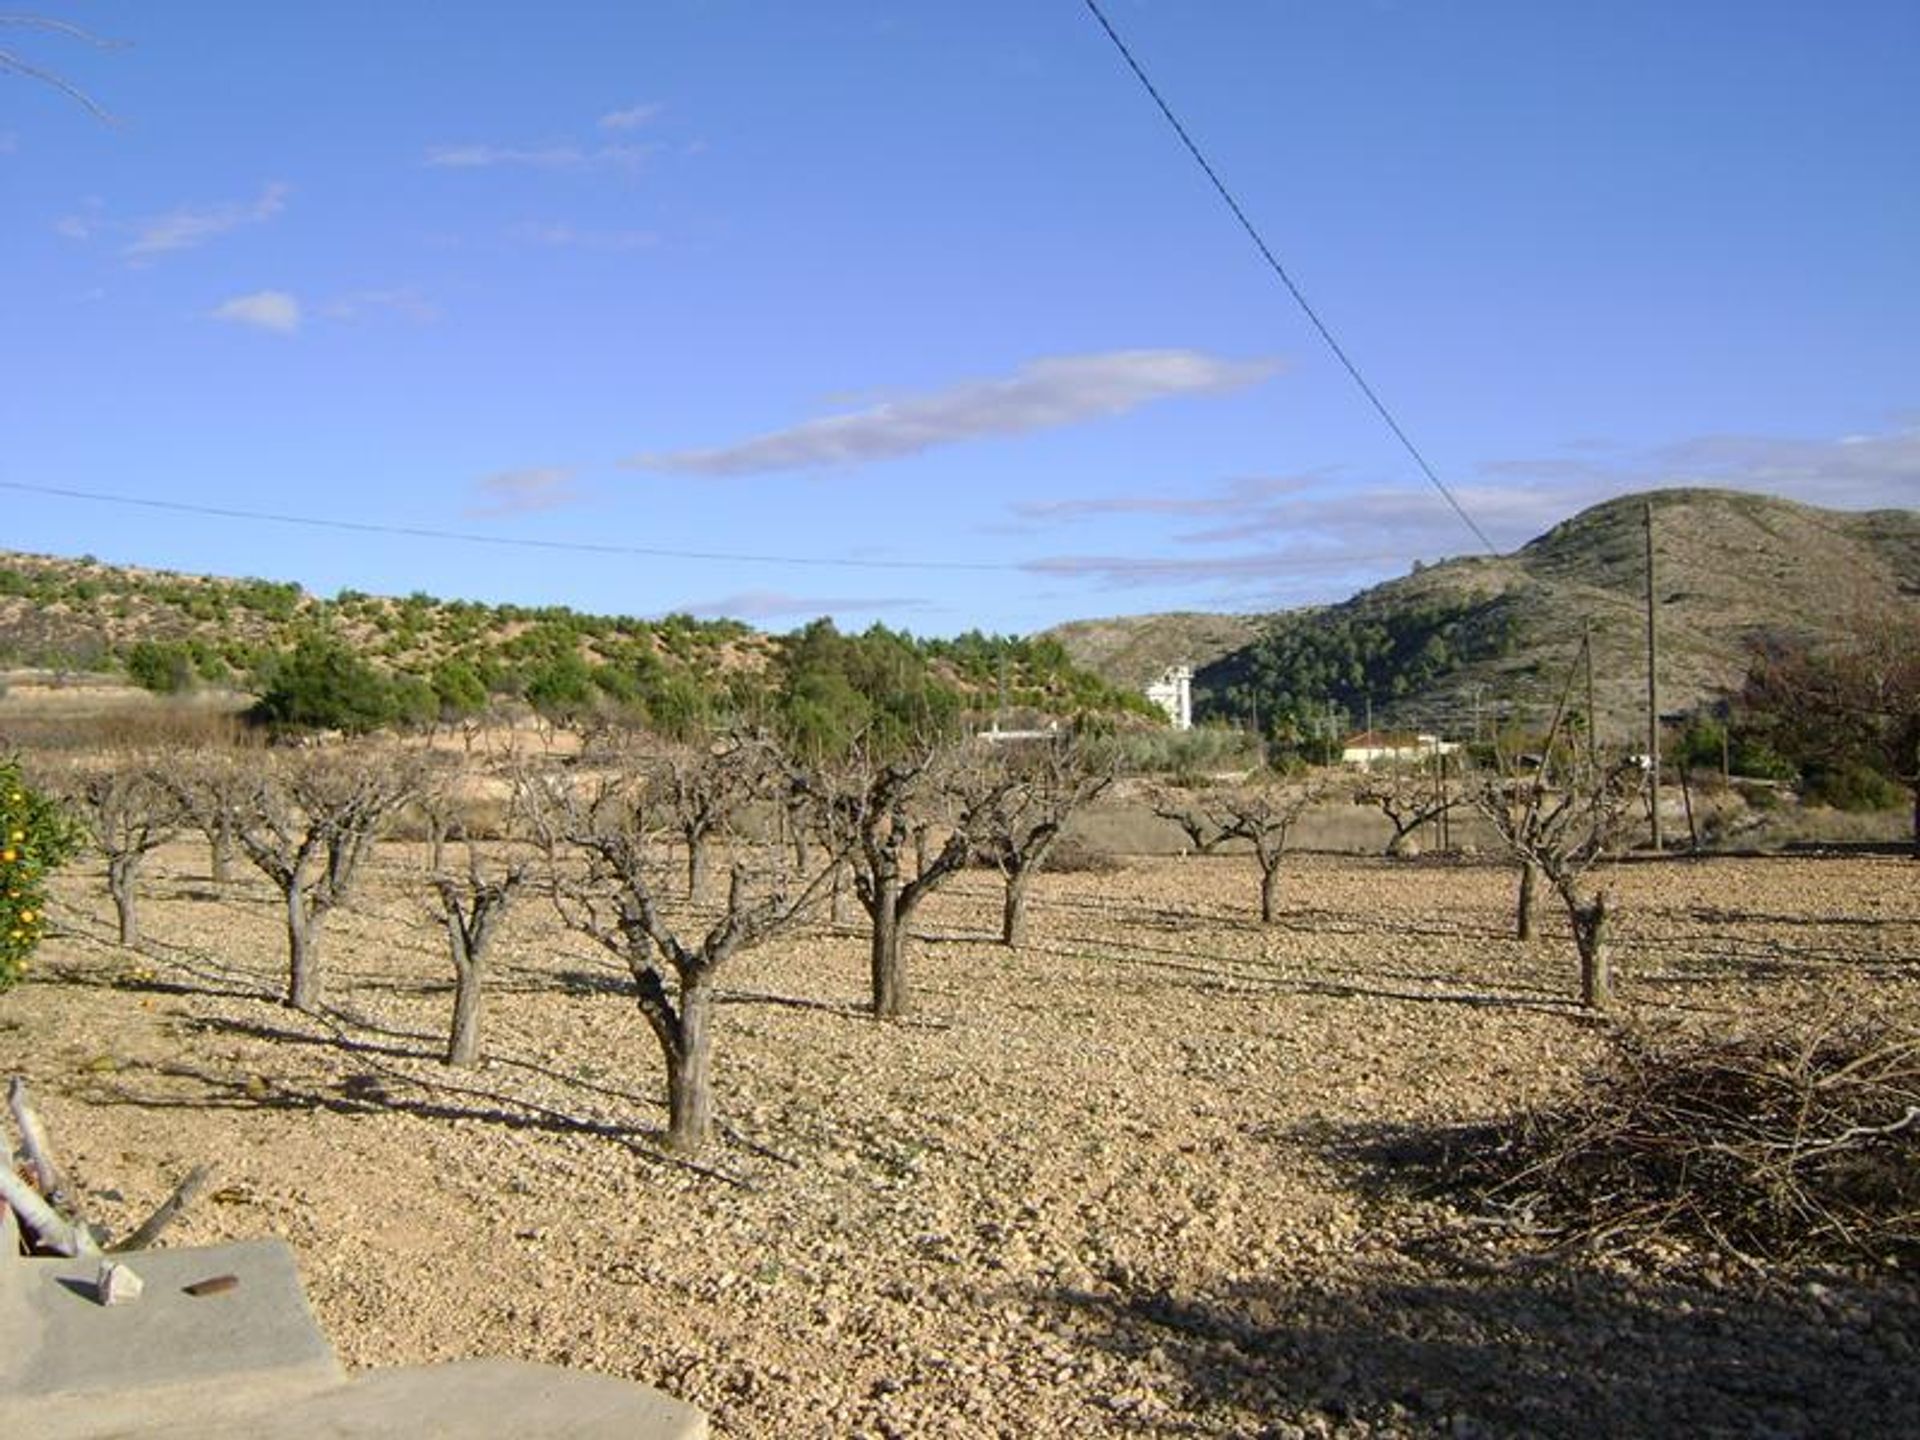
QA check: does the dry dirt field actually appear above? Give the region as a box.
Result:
[7,840,1920,1438]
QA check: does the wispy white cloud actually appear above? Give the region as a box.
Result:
[632,349,1282,476]
[320,288,439,323]
[210,290,301,335]
[510,221,659,252]
[1012,474,1321,524]
[53,213,93,240]
[599,101,664,131]
[1649,427,1920,509]
[126,182,289,260]
[467,467,581,518]
[1021,546,1405,587]
[1009,421,1920,608]
[678,590,927,621]
[425,144,586,170]
[425,142,658,171]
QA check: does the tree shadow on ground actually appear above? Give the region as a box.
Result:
[176,1006,679,1126]
[1080,1114,1920,1437]
[1013,935,1581,1017]
[1044,1254,1918,1439]
[85,1053,748,1188]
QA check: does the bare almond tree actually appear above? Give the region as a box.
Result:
[1219,771,1327,925]
[801,740,1013,1019]
[1479,774,1542,940]
[1352,761,1457,858]
[523,762,838,1154]
[233,749,418,1013]
[57,757,184,946]
[430,842,530,1067]
[1471,712,1646,1010]
[166,750,255,885]
[1149,780,1233,857]
[976,737,1112,946]
[646,737,774,899]
[414,759,468,876]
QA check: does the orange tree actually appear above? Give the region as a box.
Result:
[0,757,82,992]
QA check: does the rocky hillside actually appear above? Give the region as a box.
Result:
[1049,488,1920,738]
[0,553,1151,733]
[1038,612,1263,691]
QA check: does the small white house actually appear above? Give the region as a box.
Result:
[1144,665,1193,730]
[1340,730,1460,769]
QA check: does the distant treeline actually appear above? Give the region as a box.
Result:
[0,557,1155,751]
[1196,595,1522,740]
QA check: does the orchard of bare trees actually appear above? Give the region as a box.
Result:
[10,690,1918,1440]
[14,706,1684,1170]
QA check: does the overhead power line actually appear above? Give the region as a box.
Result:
[1081,0,1499,555]
[0,480,1014,573]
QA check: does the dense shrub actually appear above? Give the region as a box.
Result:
[250,632,404,734]
[0,758,83,993]
[124,639,196,694]
[1804,763,1905,813]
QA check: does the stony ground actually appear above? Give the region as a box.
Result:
[7,840,1919,1438]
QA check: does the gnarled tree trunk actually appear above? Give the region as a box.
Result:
[686,834,708,899]
[447,960,484,1067]
[869,873,906,1019]
[665,976,716,1155]
[285,894,321,1013]
[107,854,141,947]
[1001,868,1033,947]
[210,812,234,885]
[1516,860,1539,941]
[1259,857,1283,925]
[1569,885,1613,1010]
[831,860,855,926]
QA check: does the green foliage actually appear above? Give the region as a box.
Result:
[638,671,712,741]
[231,578,304,620]
[1670,717,1726,773]
[430,657,489,720]
[1201,597,1518,730]
[1803,762,1905,813]
[1736,623,1920,815]
[521,649,598,720]
[774,619,965,759]
[0,758,83,993]
[250,632,406,734]
[123,639,196,694]
[1098,723,1263,778]
[0,553,1151,748]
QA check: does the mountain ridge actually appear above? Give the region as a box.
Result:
[1043,488,1920,737]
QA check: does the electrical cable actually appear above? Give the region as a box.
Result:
[0,479,1014,573]
[1081,0,1499,555]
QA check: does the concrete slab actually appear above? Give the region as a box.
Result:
[1,1238,345,1440]
[4,1229,709,1438]
[135,1358,710,1439]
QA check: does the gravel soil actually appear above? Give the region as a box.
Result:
[7,843,1920,1438]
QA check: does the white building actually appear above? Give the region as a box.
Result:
[1144,665,1193,730]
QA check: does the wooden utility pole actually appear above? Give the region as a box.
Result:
[1583,618,1598,781]
[1644,501,1662,851]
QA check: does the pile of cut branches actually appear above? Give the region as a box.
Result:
[1461,1008,1920,1268]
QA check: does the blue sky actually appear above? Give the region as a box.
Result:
[3,1,1915,636]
